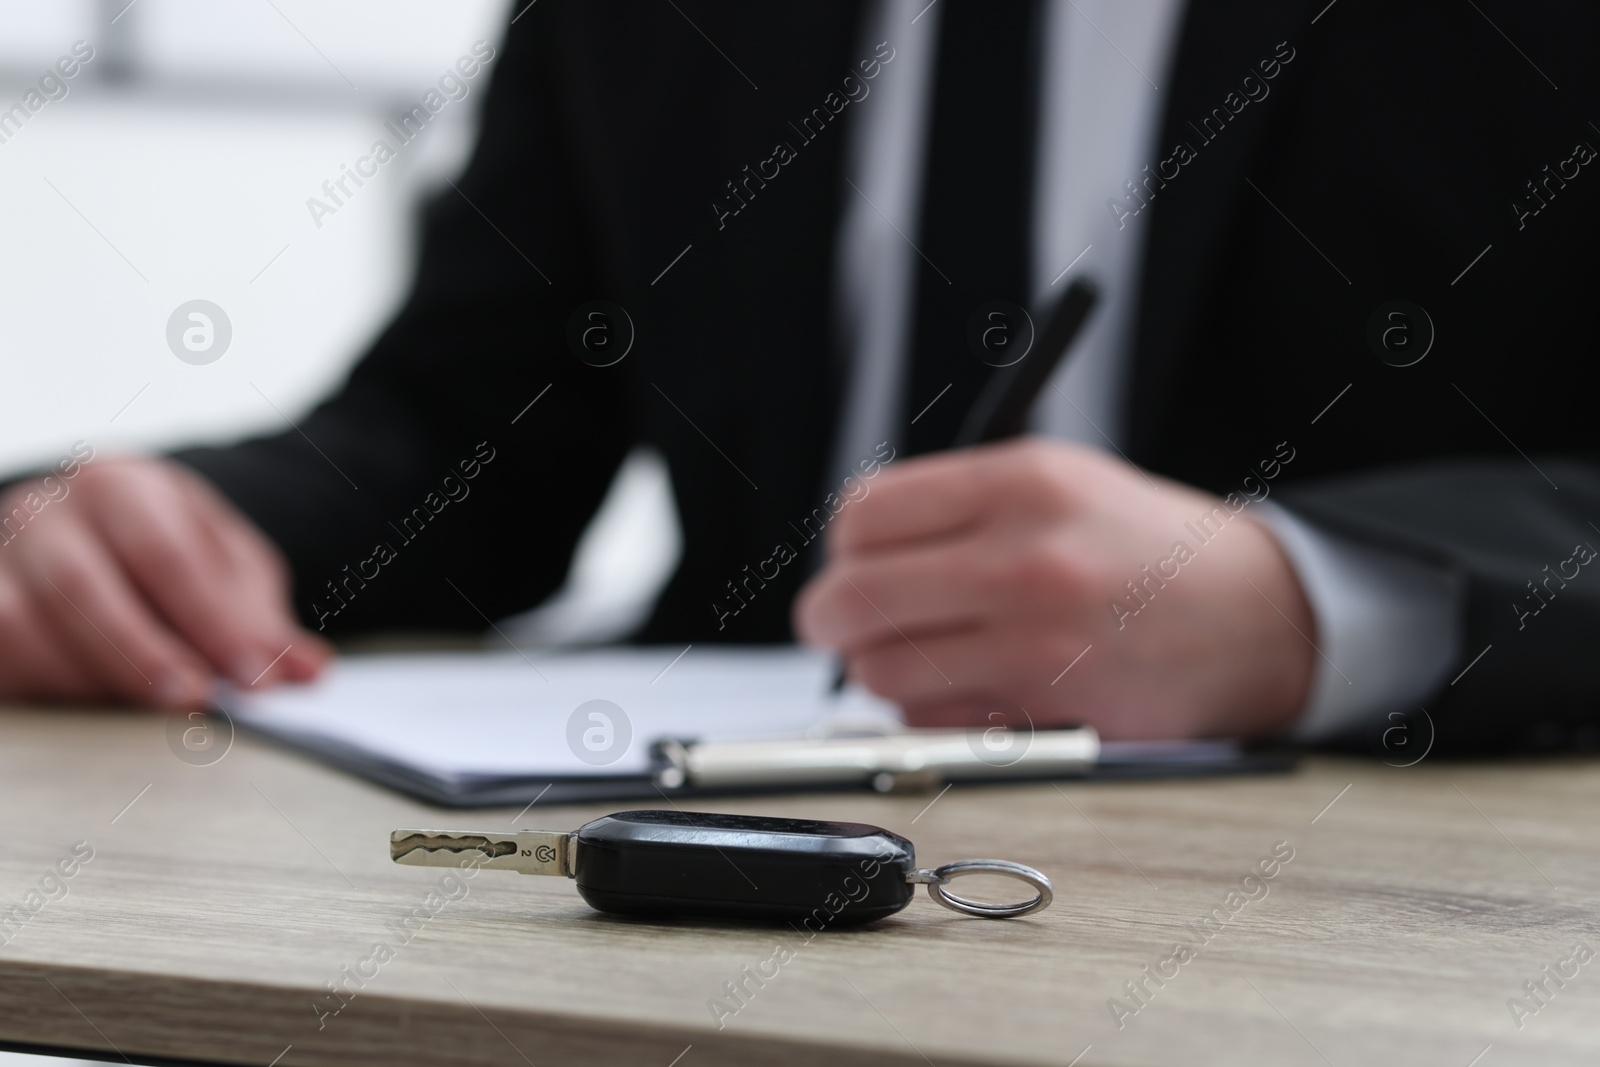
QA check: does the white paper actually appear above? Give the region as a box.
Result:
[217,647,903,783]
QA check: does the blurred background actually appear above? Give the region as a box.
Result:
[0,0,682,697]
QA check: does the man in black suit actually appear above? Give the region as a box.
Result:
[0,0,1595,751]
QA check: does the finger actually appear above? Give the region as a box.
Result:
[278,634,335,683]
[85,470,301,687]
[203,506,333,685]
[235,631,335,689]
[20,519,212,706]
[844,625,1083,711]
[796,531,1090,651]
[797,546,994,650]
[898,693,1085,731]
[0,568,101,703]
[830,440,1073,556]
[829,451,991,556]
[180,469,335,686]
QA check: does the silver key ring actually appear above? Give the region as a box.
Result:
[907,859,1053,918]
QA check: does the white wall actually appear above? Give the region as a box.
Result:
[0,0,505,468]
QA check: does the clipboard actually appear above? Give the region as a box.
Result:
[215,648,1294,808]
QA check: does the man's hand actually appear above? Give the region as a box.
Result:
[0,455,330,707]
[794,440,1317,740]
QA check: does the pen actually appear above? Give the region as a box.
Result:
[831,276,1101,693]
[953,276,1100,446]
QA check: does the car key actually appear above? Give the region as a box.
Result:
[390,809,1052,925]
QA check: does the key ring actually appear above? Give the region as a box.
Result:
[907,859,1053,918]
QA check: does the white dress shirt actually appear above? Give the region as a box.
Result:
[829,0,1462,740]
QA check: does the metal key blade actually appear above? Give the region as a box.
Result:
[390,828,572,877]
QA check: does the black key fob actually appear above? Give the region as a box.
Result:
[571,810,916,925]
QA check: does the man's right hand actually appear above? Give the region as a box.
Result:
[0,455,331,707]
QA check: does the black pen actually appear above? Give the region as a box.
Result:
[953,276,1100,445]
[830,277,1101,694]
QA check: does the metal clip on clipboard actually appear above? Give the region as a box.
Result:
[651,726,1100,794]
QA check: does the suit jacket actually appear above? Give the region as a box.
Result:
[175,0,1600,752]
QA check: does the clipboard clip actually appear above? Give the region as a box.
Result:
[651,726,1099,794]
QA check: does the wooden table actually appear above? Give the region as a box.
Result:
[1,705,1597,1067]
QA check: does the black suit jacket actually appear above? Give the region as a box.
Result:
[174,0,1600,751]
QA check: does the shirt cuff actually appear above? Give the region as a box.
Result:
[1250,502,1464,743]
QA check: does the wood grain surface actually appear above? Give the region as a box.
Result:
[1,705,1597,1067]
